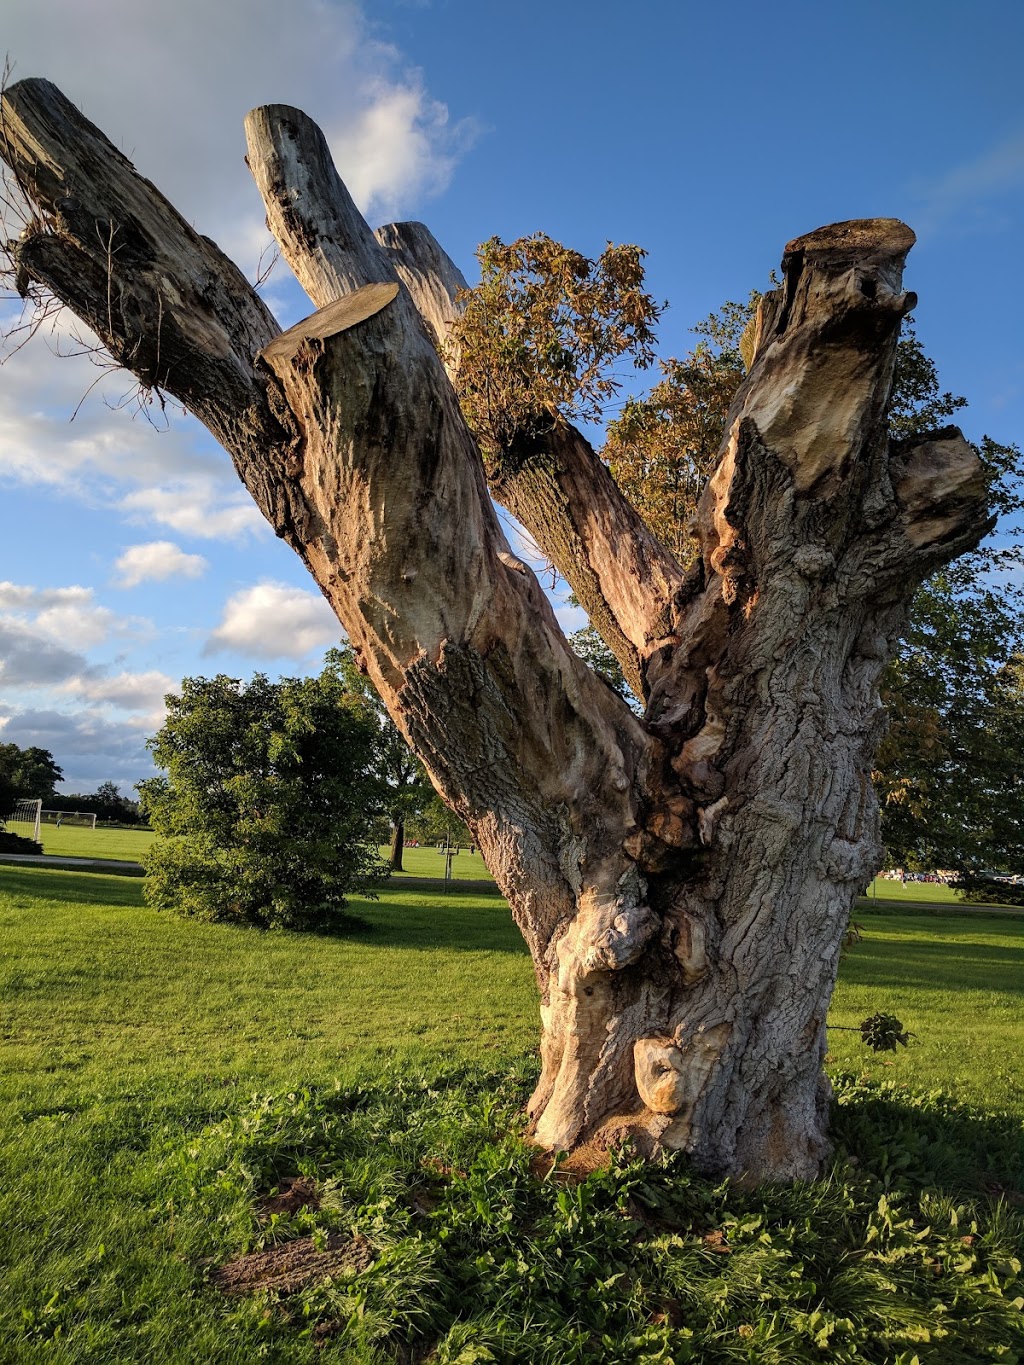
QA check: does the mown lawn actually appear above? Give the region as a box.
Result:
[1,866,1021,1363]
[18,825,497,881]
[863,877,962,905]
[24,823,156,862]
[383,844,494,881]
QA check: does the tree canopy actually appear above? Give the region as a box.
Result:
[0,743,64,803]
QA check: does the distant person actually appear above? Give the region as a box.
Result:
[55,815,62,829]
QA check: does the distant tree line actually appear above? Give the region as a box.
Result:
[0,743,144,824]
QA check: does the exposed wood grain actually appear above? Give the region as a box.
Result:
[258,282,399,373]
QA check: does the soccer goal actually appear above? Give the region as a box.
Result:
[41,809,97,829]
[4,798,42,843]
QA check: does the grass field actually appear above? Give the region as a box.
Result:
[16,829,1023,909]
[1,865,1021,1361]
[385,843,493,880]
[7,822,157,861]
[7,825,498,880]
[864,876,961,904]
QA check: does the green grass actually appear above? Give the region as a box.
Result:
[6,825,496,880]
[828,908,1024,1111]
[864,877,961,904]
[384,843,493,880]
[15,822,157,861]
[0,867,532,1104]
[863,876,1023,908]
[1,865,1022,1363]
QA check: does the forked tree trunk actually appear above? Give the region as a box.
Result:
[1,80,991,1180]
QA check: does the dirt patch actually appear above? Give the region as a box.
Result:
[528,1143,613,1183]
[259,1175,320,1219]
[210,1232,374,1296]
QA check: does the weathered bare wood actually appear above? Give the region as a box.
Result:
[258,281,399,372]
[242,102,662,1003]
[0,82,992,1180]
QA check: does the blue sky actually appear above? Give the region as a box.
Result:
[1,0,1023,792]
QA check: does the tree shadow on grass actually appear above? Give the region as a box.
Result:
[830,1073,1024,1200]
[0,866,145,909]
[346,895,529,955]
[839,932,1024,997]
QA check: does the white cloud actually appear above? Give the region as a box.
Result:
[554,602,588,637]
[0,705,157,794]
[114,541,209,588]
[912,129,1024,235]
[0,311,265,539]
[205,581,340,659]
[61,670,176,727]
[0,581,93,611]
[118,486,266,541]
[33,603,126,652]
[0,617,91,686]
[3,0,476,266]
[0,580,151,672]
[329,78,477,221]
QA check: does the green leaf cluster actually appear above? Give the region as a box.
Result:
[452,234,662,455]
[138,663,389,930]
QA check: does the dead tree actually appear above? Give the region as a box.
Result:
[0,79,990,1179]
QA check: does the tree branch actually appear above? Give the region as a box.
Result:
[241,104,665,947]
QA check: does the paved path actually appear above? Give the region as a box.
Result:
[0,853,498,891]
[0,852,144,874]
[1,854,1020,914]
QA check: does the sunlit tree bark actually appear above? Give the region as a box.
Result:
[0,79,991,1178]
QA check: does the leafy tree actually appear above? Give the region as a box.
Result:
[871,330,1024,869]
[49,781,144,824]
[405,791,472,848]
[602,314,750,567]
[327,646,433,871]
[0,743,63,802]
[139,661,389,930]
[451,234,661,457]
[0,768,17,821]
[567,623,634,704]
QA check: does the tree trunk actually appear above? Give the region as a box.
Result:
[389,818,405,873]
[1,81,992,1180]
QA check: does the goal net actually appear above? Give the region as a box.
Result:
[41,809,97,829]
[4,798,42,843]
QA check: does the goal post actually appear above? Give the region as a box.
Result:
[41,809,97,829]
[5,798,42,843]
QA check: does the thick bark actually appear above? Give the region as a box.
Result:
[1,82,992,1180]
